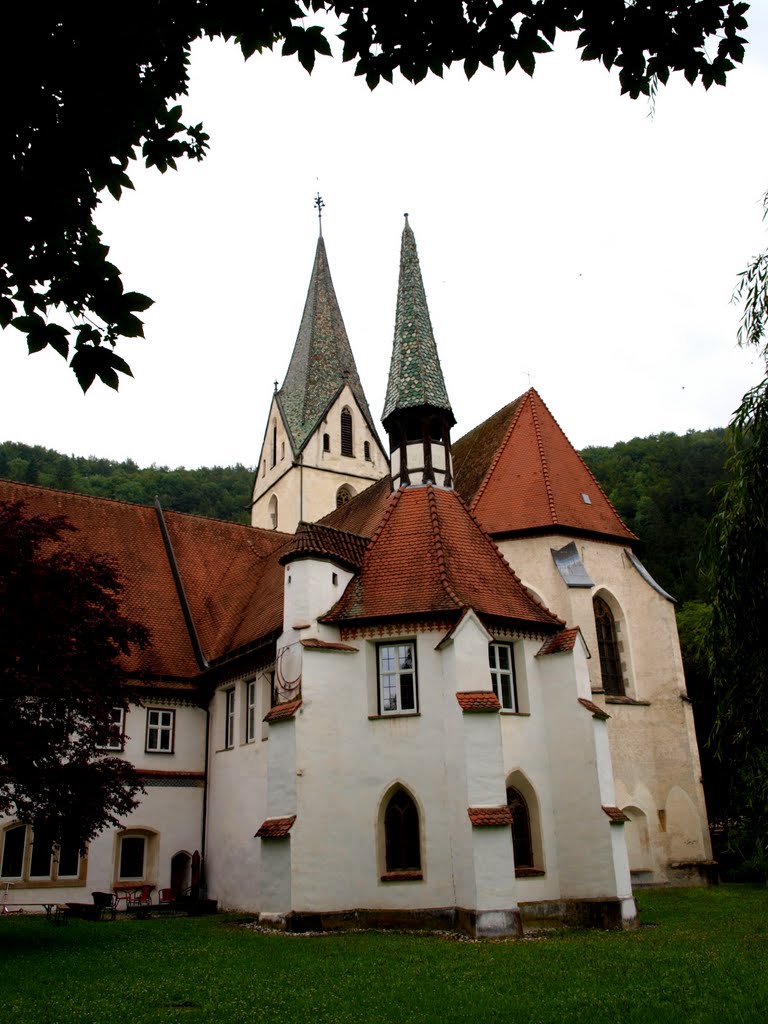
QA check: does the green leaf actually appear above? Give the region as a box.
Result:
[518,50,536,77]
[123,292,154,313]
[12,314,45,333]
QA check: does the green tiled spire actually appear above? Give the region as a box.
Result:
[278,236,378,455]
[382,217,454,426]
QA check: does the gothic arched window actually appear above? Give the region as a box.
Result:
[593,596,625,696]
[384,789,421,873]
[506,786,533,869]
[336,486,352,508]
[340,408,353,457]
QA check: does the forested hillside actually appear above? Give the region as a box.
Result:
[1,430,727,598]
[580,428,726,605]
[0,442,253,524]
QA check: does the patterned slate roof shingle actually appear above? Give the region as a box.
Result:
[324,485,563,631]
[456,691,502,712]
[382,218,454,425]
[467,806,513,827]
[452,389,636,543]
[278,236,381,456]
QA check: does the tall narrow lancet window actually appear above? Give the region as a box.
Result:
[340,408,353,457]
[384,789,421,873]
[268,495,278,531]
[271,421,277,468]
[506,786,534,869]
[593,596,625,696]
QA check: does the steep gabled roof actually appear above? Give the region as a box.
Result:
[323,485,562,631]
[452,389,636,543]
[277,235,379,455]
[382,217,454,426]
[0,480,289,678]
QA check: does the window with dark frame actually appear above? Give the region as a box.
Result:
[506,786,534,870]
[377,642,417,715]
[119,835,146,880]
[384,790,421,873]
[336,486,352,507]
[489,643,518,711]
[145,708,174,753]
[364,440,371,461]
[340,408,353,456]
[593,596,625,696]
[323,433,330,452]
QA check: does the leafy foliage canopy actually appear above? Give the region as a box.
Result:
[2,3,749,390]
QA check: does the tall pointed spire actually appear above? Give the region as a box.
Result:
[277,234,377,456]
[383,217,455,489]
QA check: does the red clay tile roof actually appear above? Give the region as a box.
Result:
[255,815,296,838]
[467,806,513,827]
[456,691,502,712]
[264,698,302,722]
[536,628,581,656]
[0,480,289,678]
[452,389,636,543]
[300,638,358,652]
[602,805,630,823]
[281,522,368,571]
[323,486,562,631]
[578,698,610,719]
[319,476,393,538]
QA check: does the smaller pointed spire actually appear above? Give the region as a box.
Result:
[383,218,456,490]
[382,217,454,425]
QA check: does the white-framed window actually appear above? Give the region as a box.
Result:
[225,688,235,749]
[0,823,83,884]
[377,642,417,715]
[145,708,175,753]
[245,680,257,743]
[115,829,157,884]
[96,706,125,751]
[489,643,518,711]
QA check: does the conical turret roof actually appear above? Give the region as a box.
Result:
[277,236,378,455]
[382,218,454,426]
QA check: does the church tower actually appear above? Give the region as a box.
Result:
[251,223,388,532]
[382,216,456,489]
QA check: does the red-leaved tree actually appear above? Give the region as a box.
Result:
[0,500,148,849]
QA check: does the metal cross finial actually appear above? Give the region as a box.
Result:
[274,380,278,393]
[314,193,325,236]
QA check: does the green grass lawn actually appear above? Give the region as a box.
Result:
[1,886,766,1024]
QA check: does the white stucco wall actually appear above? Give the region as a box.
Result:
[251,388,388,532]
[498,533,712,882]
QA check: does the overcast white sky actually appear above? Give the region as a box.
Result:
[3,14,768,469]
